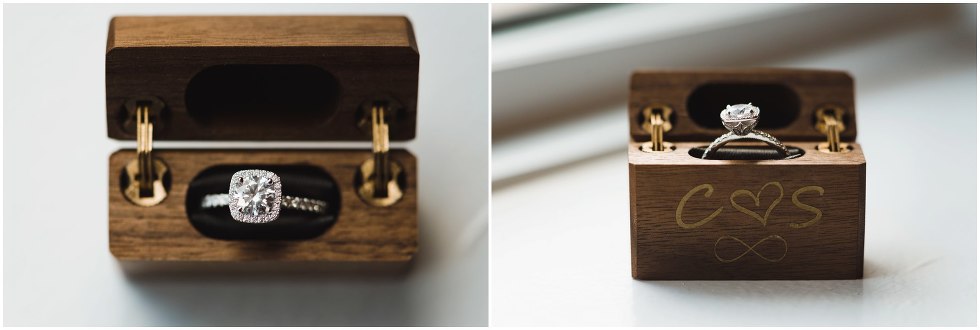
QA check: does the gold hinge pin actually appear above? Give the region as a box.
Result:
[640,104,673,153]
[371,105,391,198]
[815,106,850,153]
[649,112,665,151]
[356,102,405,207]
[137,105,154,196]
[123,103,169,206]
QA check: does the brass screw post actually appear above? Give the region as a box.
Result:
[137,105,154,196]
[371,105,391,198]
[356,103,405,207]
[123,103,170,206]
[640,104,674,152]
[649,111,665,151]
[815,106,850,153]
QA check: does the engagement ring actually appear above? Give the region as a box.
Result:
[701,103,794,160]
[200,169,328,223]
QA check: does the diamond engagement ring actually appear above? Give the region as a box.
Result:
[701,103,793,160]
[200,169,328,223]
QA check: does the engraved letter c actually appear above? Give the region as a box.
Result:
[676,183,724,229]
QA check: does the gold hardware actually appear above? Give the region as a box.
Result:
[640,104,674,152]
[356,104,405,207]
[815,105,850,153]
[122,104,169,206]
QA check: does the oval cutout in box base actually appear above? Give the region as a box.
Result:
[688,145,806,160]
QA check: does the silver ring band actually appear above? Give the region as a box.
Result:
[703,103,796,160]
[701,130,792,160]
[211,169,330,223]
[201,193,328,214]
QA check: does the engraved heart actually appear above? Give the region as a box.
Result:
[729,181,784,226]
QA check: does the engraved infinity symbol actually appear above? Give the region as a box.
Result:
[713,235,788,263]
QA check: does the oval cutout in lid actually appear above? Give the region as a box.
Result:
[185,64,341,131]
[687,83,801,130]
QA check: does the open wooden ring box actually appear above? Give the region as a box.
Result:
[106,16,419,267]
[628,69,866,280]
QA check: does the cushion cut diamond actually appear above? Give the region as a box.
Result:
[722,103,759,120]
[720,103,760,136]
[228,169,282,223]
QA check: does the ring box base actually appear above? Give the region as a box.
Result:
[628,69,867,280]
[109,149,417,263]
[629,142,865,280]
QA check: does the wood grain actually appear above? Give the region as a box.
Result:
[629,68,856,142]
[108,149,417,263]
[108,16,417,49]
[106,16,418,141]
[628,69,866,280]
[629,142,865,280]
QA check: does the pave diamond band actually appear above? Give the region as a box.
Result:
[702,103,796,160]
[701,130,792,159]
[201,194,328,214]
[203,169,328,223]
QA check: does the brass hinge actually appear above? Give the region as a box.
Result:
[815,105,850,153]
[356,102,405,207]
[122,103,170,206]
[640,104,674,152]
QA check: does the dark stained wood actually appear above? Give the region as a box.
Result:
[628,69,866,280]
[106,16,418,141]
[108,16,417,49]
[109,149,417,263]
[629,142,865,280]
[629,68,856,142]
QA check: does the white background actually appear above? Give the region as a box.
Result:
[3,4,489,326]
[491,3,977,326]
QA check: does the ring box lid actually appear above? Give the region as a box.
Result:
[629,68,856,143]
[106,16,419,141]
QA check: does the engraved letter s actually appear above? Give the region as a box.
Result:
[676,184,724,229]
[790,185,824,228]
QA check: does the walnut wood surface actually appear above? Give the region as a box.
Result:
[106,16,418,141]
[628,68,865,280]
[629,68,856,142]
[628,142,865,280]
[108,149,417,263]
[108,16,417,49]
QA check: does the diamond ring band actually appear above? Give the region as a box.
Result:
[200,169,328,223]
[702,103,794,160]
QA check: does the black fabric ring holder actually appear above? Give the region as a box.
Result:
[689,146,805,160]
[185,165,341,240]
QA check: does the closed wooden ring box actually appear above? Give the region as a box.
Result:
[628,68,866,280]
[106,16,419,266]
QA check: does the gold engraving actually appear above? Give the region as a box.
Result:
[714,235,788,263]
[730,181,784,227]
[789,185,824,228]
[673,182,827,263]
[676,183,724,229]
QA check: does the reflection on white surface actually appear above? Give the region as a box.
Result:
[491,3,976,326]
[3,3,488,326]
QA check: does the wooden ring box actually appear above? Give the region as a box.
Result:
[106,16,419,266]
[628,69,866,280]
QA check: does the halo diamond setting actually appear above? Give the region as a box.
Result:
[702,103,794,160]
[228,169,283,223]
[720,103,760,136]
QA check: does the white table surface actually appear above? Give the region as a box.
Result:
[490,5,977,326]
[3,4,489,326]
